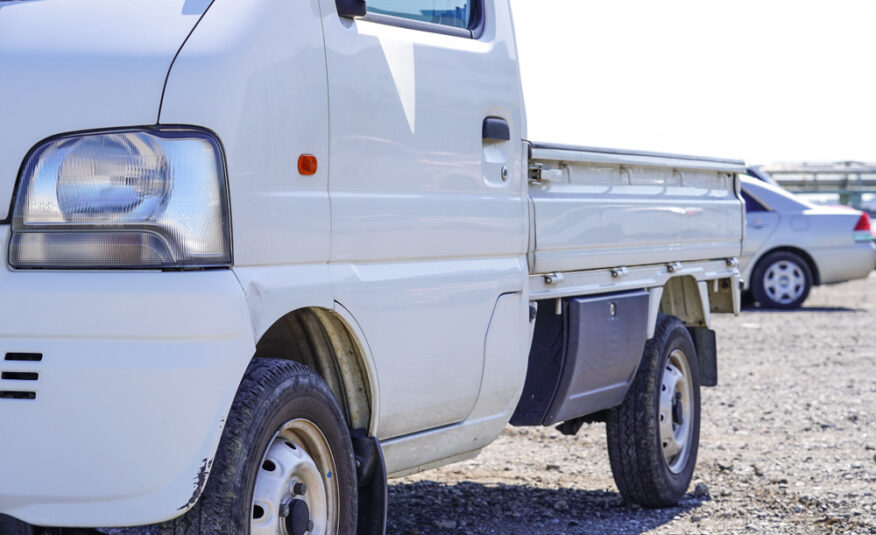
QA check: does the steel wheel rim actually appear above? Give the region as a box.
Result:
[251,419,338,535]
[659,349,693,474]
[763,259,805,305]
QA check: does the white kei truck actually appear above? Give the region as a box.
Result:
[0,0,744,534]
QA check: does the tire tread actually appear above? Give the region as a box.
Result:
[156,359,356,534]
[606,314,700,508]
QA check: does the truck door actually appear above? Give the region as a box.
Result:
[319,0,527,439]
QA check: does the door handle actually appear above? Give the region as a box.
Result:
[336,0,366,18]
[482,117,510,141]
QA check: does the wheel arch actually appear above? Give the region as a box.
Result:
[750,245,820,287]
[654,275,711,333]
[252,307,376,434]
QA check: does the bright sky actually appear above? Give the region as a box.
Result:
[511,1,876,165]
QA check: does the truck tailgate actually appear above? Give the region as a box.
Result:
[528,143,745,274]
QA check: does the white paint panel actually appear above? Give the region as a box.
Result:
[320,0,529,439]
[331,257,525,439]
[811,243,876,284]
[741,211,779,273]
[233,264,333,340]
[0,0,209,220]
[530,156,744,273]
[0,242,254,526]
[380,286,532,475]
[160,0,331,266]
[466,292,530,421]
[382,414,508,477]
[320,0,527,263]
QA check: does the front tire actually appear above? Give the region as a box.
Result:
[606,315,701,507]
[751,250,812,309]
[162,359,357,534]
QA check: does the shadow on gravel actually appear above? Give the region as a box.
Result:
[387,481,704,535]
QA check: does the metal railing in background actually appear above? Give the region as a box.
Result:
[756,161,876,210]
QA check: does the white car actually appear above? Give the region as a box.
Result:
[740,176,876,308]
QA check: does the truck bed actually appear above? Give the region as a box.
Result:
[528,143,745,274]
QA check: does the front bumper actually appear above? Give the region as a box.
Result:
[0,228,255,528]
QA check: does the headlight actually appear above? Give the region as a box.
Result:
[9,128,231,268]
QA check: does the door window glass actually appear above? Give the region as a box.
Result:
[741,190,768,213]
[368,0,474,29]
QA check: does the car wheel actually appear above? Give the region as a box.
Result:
[159,359,358,534]
[606,314,701,507]
[0,514,32,535]
[752,251,812,309]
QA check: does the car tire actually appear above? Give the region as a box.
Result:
[0,514,32,535]
[740,290,755,308]
[606,314,701,508]
[158,359,358,535]
[751,250,812,309]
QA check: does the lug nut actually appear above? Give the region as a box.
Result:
[306,520,314,532]
[279,496,292,517]
[292,481,307,496]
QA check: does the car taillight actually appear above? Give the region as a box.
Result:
[853,213,873,242]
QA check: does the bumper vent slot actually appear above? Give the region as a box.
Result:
[5,352,42,361]
[2,371,38,381]
[2,352,42,400]
[0,391,36,400]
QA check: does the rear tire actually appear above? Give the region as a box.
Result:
[159,359,357,534]
[751,250,812,309]
[606,315,701,507]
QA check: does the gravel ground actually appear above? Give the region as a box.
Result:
[387,274,876,535]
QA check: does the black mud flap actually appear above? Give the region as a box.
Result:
[688,326,718,386]
[351,431,387,535]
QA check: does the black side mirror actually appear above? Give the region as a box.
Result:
[336,0,366,18]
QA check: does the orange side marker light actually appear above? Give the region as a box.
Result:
[298,154,318,176]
